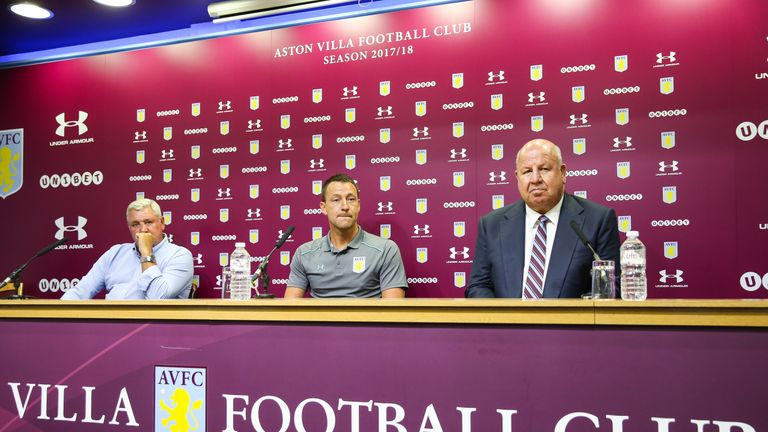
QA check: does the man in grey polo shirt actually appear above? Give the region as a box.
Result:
[285,173,408,298]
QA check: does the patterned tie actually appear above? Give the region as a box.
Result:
[524,215,549,299]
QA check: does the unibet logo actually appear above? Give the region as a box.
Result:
[155,366,206,431]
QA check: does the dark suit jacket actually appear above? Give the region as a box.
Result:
[466,193,621,298]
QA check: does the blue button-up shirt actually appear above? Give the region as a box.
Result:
[61,236,193,300]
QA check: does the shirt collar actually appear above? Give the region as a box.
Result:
[323,226,364,252]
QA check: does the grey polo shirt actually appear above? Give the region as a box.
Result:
[287,227,408,298]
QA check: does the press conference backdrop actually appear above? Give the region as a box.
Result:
[0,0,766,299]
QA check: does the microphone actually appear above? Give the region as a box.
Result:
[251,226,295,287]
[274,226,295,249]
[569,220,601,261]
[35,238,69,257]
[1,237,68,293]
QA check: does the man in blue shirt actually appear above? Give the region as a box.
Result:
[62,198,193,300]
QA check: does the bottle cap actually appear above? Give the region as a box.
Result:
[627,231,639,238]
[235,242,246,248]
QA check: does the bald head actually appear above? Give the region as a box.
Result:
[515,139,567,214]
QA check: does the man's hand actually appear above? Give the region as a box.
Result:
[135,232,154,257]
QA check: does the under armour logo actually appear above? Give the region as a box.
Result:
[489,171,507,182]
[55,216,88,241]
[527,92,546,103]
[659,269,684,283]
[378,202,393,212]
[658,160,679,172]
[161,149,174,159]
[413,127,429,137]
[613,137,633,148]
[343,86,358,97]
[413,225,430,235]
[218,100,232,111]
[450,148,467,159]
[248,119,262,130]
[656,51,677,64]
[55,111,88,137]
[377,106,393,116]
[188,168,202,178]
[488,71,505,82]
[247,208,261,218]
[278,139,293,149]
[193,254,203,265]
[449,247,470,260]
[310,159,325,169]
[569,114,589,125]
[134,131,146,140]
[217,188,231,198]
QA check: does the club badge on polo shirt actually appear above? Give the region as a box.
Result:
[353,257,366,273]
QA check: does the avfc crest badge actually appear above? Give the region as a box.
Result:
[379,128,390,144]
[379,176,391,192]
[220,252,229,267]
[155,366,205,432]
[190,231,200,246]
[312,134,323,149]
[163,127,173,141]
[249,184,259,199]
[454,272,467,288]
[415,101,427,117]
[219,164,230,179]
[416,248,428,264]
[491,94,503,111]
[616,162,630,179]
[312,226,323,240]
[491,144,504,161]
[492,194,505,210]
[664,242,679,259]
[163,169,173,183]
[615,108,629,126]
[219,121,230,136]
[250,140,260,155]
[531,115,543,132]
[663,186,677,204]
[530,64,543,81]
[249,229,259,244]
[379,81,391,97]
[312,180,322,196]
[573,138,586,155]
[136,109,146,123]
[219,208,229,223]
[345,155,356,170]
[250,96,260,110]
[614,55,628,72]
[280,115,290,130]
[353,256,366,273]
[163,211,172,225]
[190,188,200,203]
[191,146,201,160]
[452,122,464,138]
[280,250,290,266]
[191,102,201,117]
[452,172,465,188]
[345,108,356,123]
[280,160,291,175]
[280,205,290,220]
[661,131,676,149]
[660,77,674,95]
[572,86,585,103]
[415,149,427,166]
[312,89,322,104]
[136,150,145,164]
[452,73,464,89]
[416,198,428,214]
[618,215,632,233]
[380,224,391,239]
[453,221,466,238]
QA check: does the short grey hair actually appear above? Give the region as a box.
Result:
[515,139,564,167]
[126,198,162,221]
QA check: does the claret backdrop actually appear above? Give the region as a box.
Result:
[0,0,766,299]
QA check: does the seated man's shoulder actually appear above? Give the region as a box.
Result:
[295,236,325,255]
[359,230,398,252]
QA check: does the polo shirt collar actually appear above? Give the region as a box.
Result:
[324,226,364,253]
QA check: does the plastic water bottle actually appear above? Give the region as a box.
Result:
[620,231,647,300]
[229,242,252,300]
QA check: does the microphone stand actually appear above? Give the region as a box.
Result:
[1,238,68,300]
[251,226,294,299]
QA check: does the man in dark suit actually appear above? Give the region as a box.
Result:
[466,139,620,298]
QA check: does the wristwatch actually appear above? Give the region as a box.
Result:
[140,255,156,264]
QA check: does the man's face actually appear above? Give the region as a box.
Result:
[320,181,360,233]
[515,143,566,214]
[127,206,165,245]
